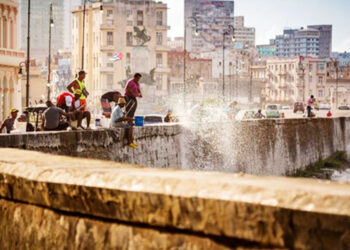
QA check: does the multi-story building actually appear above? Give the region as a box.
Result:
[275,28,320,58]
[264,56,327,104]
[167,37,184,52]
[19,0,66,61]
[257,39,276,57]
[71,0,170,113]
[185,0,235,53]
[0,0,24,121]
[331,52,350,66]
[233,16,255,48]
[168,51,212,79]
[307,25,332,58]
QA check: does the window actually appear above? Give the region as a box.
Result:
[126,32,133,46]
[107,9,113,18]
[309,64,313,71]
[107,63,113,68]
[107,74,114,89]
[318,63,325,71]
[107,32,113,46]
[156,75,163,90]
[156,32,163,45]
[318,76,323,84]
[156,11,163,26]
[156,53,163,67]
[318,90,323,98]
[107,52,113,57]
[126,53,131,65]
[137,10,143,26]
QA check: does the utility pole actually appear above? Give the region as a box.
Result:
[222,32,225,101]
[47,3,53,101]
[25,0,31,107]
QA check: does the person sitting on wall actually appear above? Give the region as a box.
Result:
[57,92,76,113]
[100,91,122,118]
[110,97,137,149]
[0,108,19,134]
[73,89,91,129]
[255,109,265,119]
[41,101,70,131]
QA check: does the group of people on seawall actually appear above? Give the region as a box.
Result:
[0,71,143,149]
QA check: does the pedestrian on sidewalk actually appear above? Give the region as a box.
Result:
[124,73,142,124]
[110,97,137,149]
[307,95,315,118]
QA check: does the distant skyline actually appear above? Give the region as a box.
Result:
[163,0,350,52]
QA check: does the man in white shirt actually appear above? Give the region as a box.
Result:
[110,97,137,148]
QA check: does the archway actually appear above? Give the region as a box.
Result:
[0,76,3,120]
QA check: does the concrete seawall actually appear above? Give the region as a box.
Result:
[0,125,182,169]
[182,117,350,175]
[0,149,349,249]
[1,118,350,175]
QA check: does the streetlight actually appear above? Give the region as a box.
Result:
[222,25,235,101]
[81,0,103,70]
[335,60,339,109]
[298,60,305,102]
[25,0,31,107]
[47,3,54,101]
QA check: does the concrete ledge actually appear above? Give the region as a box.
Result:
[0,125,182,168]
[0,149,350,249]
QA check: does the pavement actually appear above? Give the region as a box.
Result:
[281,109,350,118]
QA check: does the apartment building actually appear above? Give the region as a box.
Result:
[0,0,24,120]
[71,0,170,113]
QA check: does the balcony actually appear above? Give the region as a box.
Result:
[100,45,114,51]
[100,21,115,30]
[0,48,25,67]
[156,25,170,30]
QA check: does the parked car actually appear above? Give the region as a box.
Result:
[319,104,331,110]
[282,106,292,110]
[235,110,257,121]
[338,105,350,110]
[265,104,281,118]
[293,102,305,113]
[143,114,165,125]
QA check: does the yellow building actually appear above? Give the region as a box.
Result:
[71,0,170,113]
[0,0,24,121]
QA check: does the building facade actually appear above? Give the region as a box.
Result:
[307,25,332,58]
[233,16,255,48]
[19,0,66,61]
[264,56,327,104]
[185,0,235,53]
[257,40,276,57]
[71,0,170,113]
[275,28,320,58]
[167,37,184,52]
[0,0,24,121]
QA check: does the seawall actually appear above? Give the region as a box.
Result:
[0,149,349,249]
[1,118,350,176]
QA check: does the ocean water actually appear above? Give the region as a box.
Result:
[331,169,350,183]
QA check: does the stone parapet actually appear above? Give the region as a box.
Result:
[0,149,349,249]
[0,125,182,169]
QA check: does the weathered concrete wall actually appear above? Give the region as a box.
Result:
[0,149,350,249]
[182,117,350,175]
[1,118,350,176]
[0,125,182,169]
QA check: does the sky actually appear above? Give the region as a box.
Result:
[163,0,350,52]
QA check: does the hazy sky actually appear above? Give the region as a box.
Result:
[163,0,350,52]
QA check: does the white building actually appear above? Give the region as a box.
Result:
[233,16,255,48]
[0,0,24,120]
[71,0,170,113]
[265,56,327,104]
